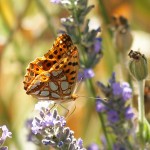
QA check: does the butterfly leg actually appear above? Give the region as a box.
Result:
[61,101,77,119]
[66,104,76,119]
[49,103,57,111]
[59,104,70,118]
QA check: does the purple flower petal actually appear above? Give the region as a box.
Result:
[1,126,12,139]
[44,115,55,127]
[0,125,12,145]
[107,110,119,123]
[59,117,66,126]
[122,87,132,101]
[58,141,64,147]
[121,82,130,88]
[0,125,12,147]
[113,143,126,150]
[31,119,42,134]
[121,82,132,101]
[87,143,99,150]
[50,0,60,4]
[78,71,84,81]
[112,82,122,96]
[25,119,33,128]
[125,107,134,120]
[0,146,8,150]
[84,68,95,79]
[77,138,83,148]
[94,38,102,53]
[96,98,106,112]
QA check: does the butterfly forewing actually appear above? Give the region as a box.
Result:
[44,34,75,61]
[23,34,79,103]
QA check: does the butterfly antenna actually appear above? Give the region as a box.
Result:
[49,103,57,111]
[79,95,105,99]
[79,96,108,104]
[66,104,76,119]
[60,104,69,117]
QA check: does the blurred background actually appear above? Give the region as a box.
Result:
[0,0,150,149]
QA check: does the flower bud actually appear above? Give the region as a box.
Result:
[128,50,148,81]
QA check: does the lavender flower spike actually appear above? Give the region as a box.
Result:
[96,73,134,149]
[27,101,86,149]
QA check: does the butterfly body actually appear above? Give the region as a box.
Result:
[23,34,79,103]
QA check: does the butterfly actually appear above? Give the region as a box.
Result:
[23,34,79,103]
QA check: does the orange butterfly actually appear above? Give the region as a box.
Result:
[23,34,79,103]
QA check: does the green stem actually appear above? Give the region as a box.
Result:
[138,80,145,145]
[97,0,112,36]
[125,138,133,150]
[86,79,112,150]
[97,0,117,75]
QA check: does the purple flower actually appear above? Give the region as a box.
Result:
[113,143,126,150]
[0,146,8,150]
[26,102,85,149]
[107,110,119,123]
[84,68,95,79]
[121,82,130,88]
[97,73,134,147]
[78,68,95,81]
[31,118,43,135]
[0,126,12,141]
[0,125,12,150]
[78,71,84,81]
[112,82,122,96]
[96,98,106,112]
[112,81,132,101]
[31,110,66,135]
[121,82,132,101]
[125,106,134,120]
[77,138,84,149]
[50,0,60,4]
[43,114,55,126]
[87,143,99,150]
[122,87,132,101]
[94,38,102,53]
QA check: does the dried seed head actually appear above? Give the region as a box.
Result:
[112,16,133,52]
[128,50,148,81]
